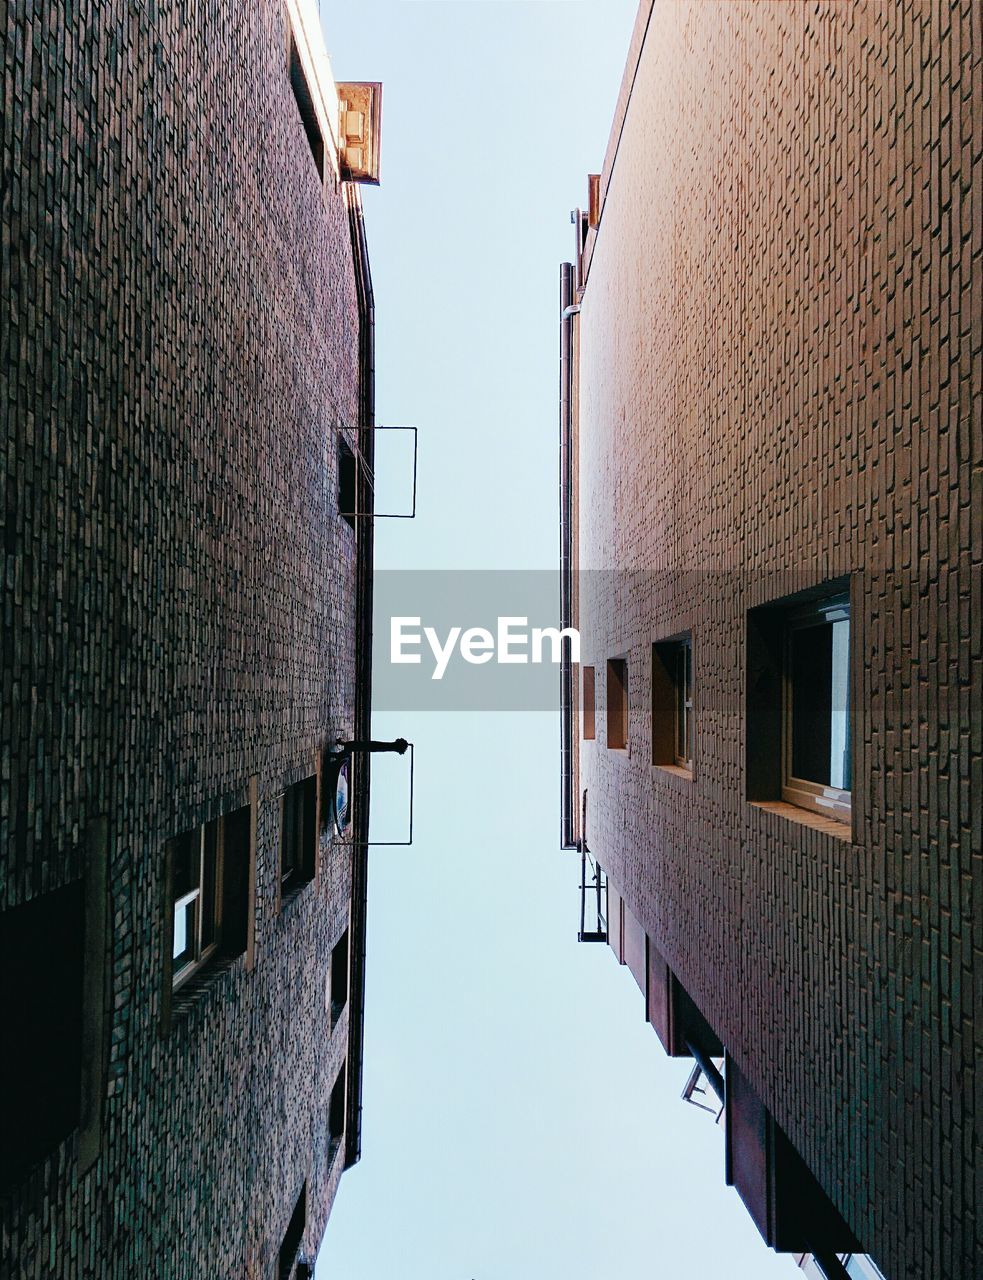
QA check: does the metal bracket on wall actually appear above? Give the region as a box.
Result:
[357,741,415,847]
[334,424,418,519]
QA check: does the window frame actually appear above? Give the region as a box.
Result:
[329,929,350,1030]
[328,1062,346,1168]
[651,632,694,777]
[582,665,596,741]
[606,656,629,751]
[673,637,694,771]
[280,775,318,903]
[780,593,851,822]
[171,819,224,991]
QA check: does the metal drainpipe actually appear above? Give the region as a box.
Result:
[559,261,576,850]
[684,1039,726,1107]
[344,185,375,1170]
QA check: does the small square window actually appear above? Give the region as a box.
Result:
[582,665,595,740]
[607,657,628,750]
[652,634,694,773]
[280,775,317,900]
[747,581,852,826]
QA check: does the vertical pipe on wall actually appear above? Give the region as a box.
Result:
[559,261,576,850]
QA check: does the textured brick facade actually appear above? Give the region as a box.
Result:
[1,0,370,1274]
[567,3,981,1279]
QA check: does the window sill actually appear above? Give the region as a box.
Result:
[169,953,243,1029]
[278,877,315,915]
[652,763,693,783]
[749,800,853,842]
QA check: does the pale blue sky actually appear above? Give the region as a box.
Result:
[317,4,796,1277]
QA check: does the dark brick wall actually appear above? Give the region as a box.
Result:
[2,0,364,1274]
[572,4,981,1279]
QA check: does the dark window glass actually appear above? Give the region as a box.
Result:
[278,1182,307,1280]
[338,438,357,528]
[0,882,84,1186]
[789,612,850,790]
[330,930,350,1028]
[281,777,317,897]
[328,1064,346,1165]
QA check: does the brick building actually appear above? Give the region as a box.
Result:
[1,1,380,1275]
[560,4,980,1280]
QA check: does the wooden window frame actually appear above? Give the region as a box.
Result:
[582,665,596,741]
[651,633,694,776]
[673,638,694,770]
[279,774,318,906]
[171,818,224,991]
[780,594,851,822]
[606,657,628,751]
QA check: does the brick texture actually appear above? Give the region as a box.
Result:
[573,4,981,1279]
[1,0,365,1274]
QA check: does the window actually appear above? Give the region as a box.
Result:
[338,436,357,528]
[280,775,317,899]
[582,665,595,740]
[0,882,84,1186]
[328,1062,346,1167]
[652,634,694,773]
[172,821,221,985]
[330,929,350,1029]
[782,595,851,817]
[288,36,324,180]
[278,1182,307,1280]
[170,803,251,990]
[606,657,628,749]
[746,580,852,827]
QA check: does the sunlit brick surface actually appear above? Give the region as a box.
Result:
[1,0,361,1273]
[575,4,981,1278]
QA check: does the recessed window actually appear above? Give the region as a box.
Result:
[278,1181,307,1280]
[288,36,324,180]
[0,882,84,1186]
[783,596,851,815]
[328,1062,346,1167]
[582,665,595,740]
[330,929,349,1029]
[338,437,357,528]
[170,803,251,990]
[747,580,852,827]
[652,634,694,773]
[607,657,628,750]
[172,821,220,984]
[281,775,317,900]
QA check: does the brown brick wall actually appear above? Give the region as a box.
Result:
[573,4,981,1278]
[1,0,364,1273]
